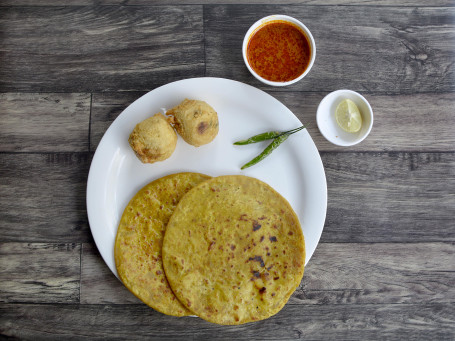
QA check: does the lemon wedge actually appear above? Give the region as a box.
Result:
[335,99,363,133]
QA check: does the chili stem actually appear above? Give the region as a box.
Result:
[234,125,305,145]
[238,124,307,170]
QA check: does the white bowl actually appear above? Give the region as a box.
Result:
[316,90,373,146]
[242,15,316,87]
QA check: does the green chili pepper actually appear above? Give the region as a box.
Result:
[241,133,290,170]
[234,126,305,145]
[237,124,307,169]
[233,131,281,145]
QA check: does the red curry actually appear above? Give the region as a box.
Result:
[247,21,311,82]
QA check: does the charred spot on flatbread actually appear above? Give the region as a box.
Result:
[162,175,305,325]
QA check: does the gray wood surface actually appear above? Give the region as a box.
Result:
[0,93,90,152]
[1,303,454,340]
[205,5,455,94]
[0,1,454,340]
[322,152,455,242]
[0,153,91,242]
[2,1,454,6]
[0,6,205,92]
[0,243,81,304]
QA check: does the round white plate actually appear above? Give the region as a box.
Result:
[86,77,327,277]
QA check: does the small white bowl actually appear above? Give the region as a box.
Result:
[242,15,316,87]
[316,90,373,146]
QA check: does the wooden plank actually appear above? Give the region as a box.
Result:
[205,5,455,94]
[0,93,90,153]
[81,243,140,304]
[2,1,454,6]
[131,0,455,4]
[81,242,454,306]
[293,242,455,305]
[272,91,455,152]
[321,151,455,242]
[0,153,91,242]
[0,303,453,340]
[194,304,455,340]
[90,92,455,152]
[0,6,204,92]
[0,243,80,303]
[0,303,195,340]
[90,92,145,151]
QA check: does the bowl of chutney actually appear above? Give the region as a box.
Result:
[242,15,316,86]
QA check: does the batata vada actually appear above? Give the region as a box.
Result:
[167,99,219,147]
[128,113,177,163]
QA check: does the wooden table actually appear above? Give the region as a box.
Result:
[1,1,454,339]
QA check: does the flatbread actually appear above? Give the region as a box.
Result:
[114,172,211,316]
[162,175,305,324]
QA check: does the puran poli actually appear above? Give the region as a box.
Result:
[162,175,305,324]
[114,172,211,316]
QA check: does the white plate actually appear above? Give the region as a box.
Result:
[86,77,327,277]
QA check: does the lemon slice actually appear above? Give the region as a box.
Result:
[335,99,363,133]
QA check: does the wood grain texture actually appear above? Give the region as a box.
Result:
[81,241,455,306]
[193,303,455,340]
[321,152,455,242]
[81,243,140,304]
[90,92,455,152]
[205,5,455,94]
[90,92,146,151]
[129,0,455,5]
[0,6,204,92]
[0,243,80,303]
[294,242,455,305]
[0,153,91,242]
[2,1,454,6]
[0,303,453,340]
[0,93,90,153]
[271,92,455,152]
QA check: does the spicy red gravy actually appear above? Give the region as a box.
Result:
[247,21,311,82]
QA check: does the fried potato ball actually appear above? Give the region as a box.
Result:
[128,113,177,163]
[166,99,219,147]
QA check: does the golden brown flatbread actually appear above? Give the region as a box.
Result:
[114,172,211,316]
[162,175,305,324]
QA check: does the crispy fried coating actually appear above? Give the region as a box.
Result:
[167,99,219,147]
[128,113,177,163]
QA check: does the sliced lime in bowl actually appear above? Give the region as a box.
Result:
[335,99,362,133]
